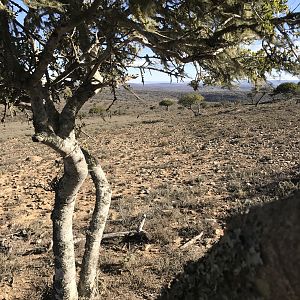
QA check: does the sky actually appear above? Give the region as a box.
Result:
[13,0,300,84]
[129,0,300,84]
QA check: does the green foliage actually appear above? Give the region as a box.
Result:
[23,0,64,11]
[60,87,72,101]
[178,93,204,108]
[129,0,157,28]
[0,1,299,297]
[159,99,174,110]
[89,105,105,115]
[274,82,300,94]
[0,1,299,123]
[178,93,205,116]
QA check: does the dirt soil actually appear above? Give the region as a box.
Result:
[0,92,300,299]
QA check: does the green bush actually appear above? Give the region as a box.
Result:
[178,93,204,116]
[274,82,300,94]
[159,99,175,111]
[89,105,105,115]
[178,93,204,108]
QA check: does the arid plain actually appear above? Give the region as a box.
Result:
[1,85,300,299]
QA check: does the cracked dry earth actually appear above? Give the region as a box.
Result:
[0,98,300,299]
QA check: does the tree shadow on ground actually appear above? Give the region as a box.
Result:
[158,191,300,300]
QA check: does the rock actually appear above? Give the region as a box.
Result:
[160,191,300,300]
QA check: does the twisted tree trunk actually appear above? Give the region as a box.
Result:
[52,144,89,300]
[32,130,89,300]
[28,84,112,299]
[78,149,112,298]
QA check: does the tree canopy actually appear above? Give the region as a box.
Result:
[178,92,204,116]
[159,98,175,110]
[0,1,299,122]
[179,93,204,107]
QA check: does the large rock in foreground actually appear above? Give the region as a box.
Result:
[159,192,300,300]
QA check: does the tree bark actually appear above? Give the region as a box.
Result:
[52,144,88,300]
[78,149,112,298]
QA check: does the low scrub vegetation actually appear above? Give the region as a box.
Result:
[178,93,205,116]
[274,82,300,95]
[89,105,106,115]
[159,99,175,111]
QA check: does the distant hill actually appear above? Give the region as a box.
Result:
[129,80,299,92]
[128,82,248,102]
[127,79,299,103]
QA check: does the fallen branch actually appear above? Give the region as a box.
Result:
[73,214,148,243]
[102,214,147,239]
[180,231,204,249]
[137,214,146,232]
[20,215,149,255]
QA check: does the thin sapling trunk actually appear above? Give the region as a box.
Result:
[78,149,112,298]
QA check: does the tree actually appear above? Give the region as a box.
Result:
[274,82,300,103]
[0,1,299,299]
[178,93,204,116]
[249,82,274,106]
[159,98,175,111]
[274,82,300,94]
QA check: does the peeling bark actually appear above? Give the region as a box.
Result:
[52,144,88,300]
[78,149,112,298]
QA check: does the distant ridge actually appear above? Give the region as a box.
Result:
[129,79,299,92]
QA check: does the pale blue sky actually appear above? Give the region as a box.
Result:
[129,0,300,83]
[13,0,300,83]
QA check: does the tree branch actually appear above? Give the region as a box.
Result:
[58,81,105,138]
[0,11,28,85]
[30,0,105,84]
[273,12,300,26]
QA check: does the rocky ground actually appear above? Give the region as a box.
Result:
[0,91,300,299]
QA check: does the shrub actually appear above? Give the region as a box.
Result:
[88,105,109,121]
[188,80,200,91]
[274,82,300,94]
[178,93,204,108]
[89,105,105,115]
[178,93,204,116]
[159,99,175,111]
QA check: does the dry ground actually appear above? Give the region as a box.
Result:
[0,91,300,299]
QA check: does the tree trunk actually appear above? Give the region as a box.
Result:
[191,105,201,117]
[255,92,267,106]
[52,144,88,300]
[78,149,112,298]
